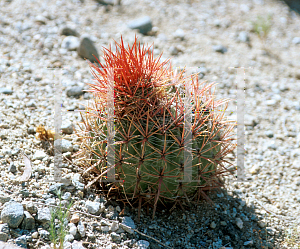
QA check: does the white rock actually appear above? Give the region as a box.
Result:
[33,150,47,160]
[61,36,80,51]
[236,218,243,229]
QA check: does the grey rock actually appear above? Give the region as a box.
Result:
[136,240,150,249]
[64,234,74,242]
[0,232,8,242]
[236,218,243,229]
[244,114,257,127]
[128,16,152,35]
[69,224,77,236]
[210,221,216,229]
[110,221,119,232]
[61,139,73,153]
[71,242,85,249]
[36,207,51,226]
[26,100,36,108]
[21,211,35,230]
[48,183,65,195]
[237,31,250,43]
[292,37,300,44]
[15,235,27,248]
[61,121,74,134]
[39,229,50,240]
[0,191,10,204]
[62,192,71,201]
[61,36,80,51]
[72,173,85,190]
[60,27,79,37]
[0,201,24,228]
[111,232,121,242]
[265,130,274,138]
[0,88,13,95]
[258,220,267,228]
[77,221,86,238]
[213,45,228,53]
[169,46,179,55]
[86,201,101,215]
[33,150,47,160]
[8,162,17,173]
[77,36,99,62]
[120,216,135,234]
[0,224,9,234]
[173,29,185,40]
[27,127,36,134]
[66,86,84,98]
[26,202,37,215]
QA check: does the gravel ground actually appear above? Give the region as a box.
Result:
[1,0,300,248]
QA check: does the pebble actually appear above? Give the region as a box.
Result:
[71,242,85,249]
[136,240,150,249]
[70,213,80,224]
[15,235,27,248]
[258,220,267,228]
[77,36,99,62]
[77,221,86,238]
[213,45,228,54]
[120,216,135,234]
[128,16,152,35]
[173,29,185,40]
[64,234,74,242]
[69,224,77,236]
[0,88,13,95]
[0,192,10,204]
[292,37,300,44]
[110,232,121,242]
[0,232,8,242]
[86,200,101,215]
[39,229,50,240]
[8,162,17,173]
[33,150,47,160]
[21,211,35,230]
[236,218,243,229]
[26,100,37,108]
[265,130,274,138]
[249,165,260,175]
[36,207,51,226]
[61,139,73,153]
[244,240,253,246]
[237,31,250,43]
[169,46,179,56]
[0,201,24,228]
[66,86,84,98]
[210,221,216,229]
[61,121,74,134]
[110,221,119,232]
[32,231,39,239]
[60,26,79,37]
[26,202,38,214]
[27,126,36,134]
[61,36,80,51]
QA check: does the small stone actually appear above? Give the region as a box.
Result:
[64,242,72,249]
[0,232,8,242]
[101,226,110,232]
[173,29,185,40]
[0,191,11,204]
[86,201,101,215]
[36,207,51,227]
[48,183,65,195]
[62,36,80,51]
[244,240,253,246]
[213,45,227,54]
[61,139,73,153]
[111,232,121,242]
[27,127,36,134]
[64,234,74,242]
[249,165,260,175]
[120,216,135,234]
[77,36,99,62]
[32,231,39,239]
[61,121,74,134]
[265,130,274,138]
[169,46,179,55]
[26,202,38,214]
[0,88,13,95]
[128,16,152,35]
[136,240,150,249]
[77,221,86,238]
[71,242,85,249]
[237,31,250,43]
[70,213,80,224]
[244,114,257,126]
[258,220,267,228]
[26,100,36,108]
[220,221,227,226]
[39,229,50,240]
[110,221,119,232]
[33,150,47,160]
[236,218,243,229]
[66,86,84,98]
[61,27,79,37]
[21,211,35,230]
[62,192,71,201]
[35,15,47,24]
[69,225,77,236]
[210,221,216,229]
[292,37,300,45]
[8,162,17,173]
[15,235,27,248]
[0,224,9,234]
[0,201,24,228]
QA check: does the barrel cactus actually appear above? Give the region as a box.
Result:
[74,37,236,219]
